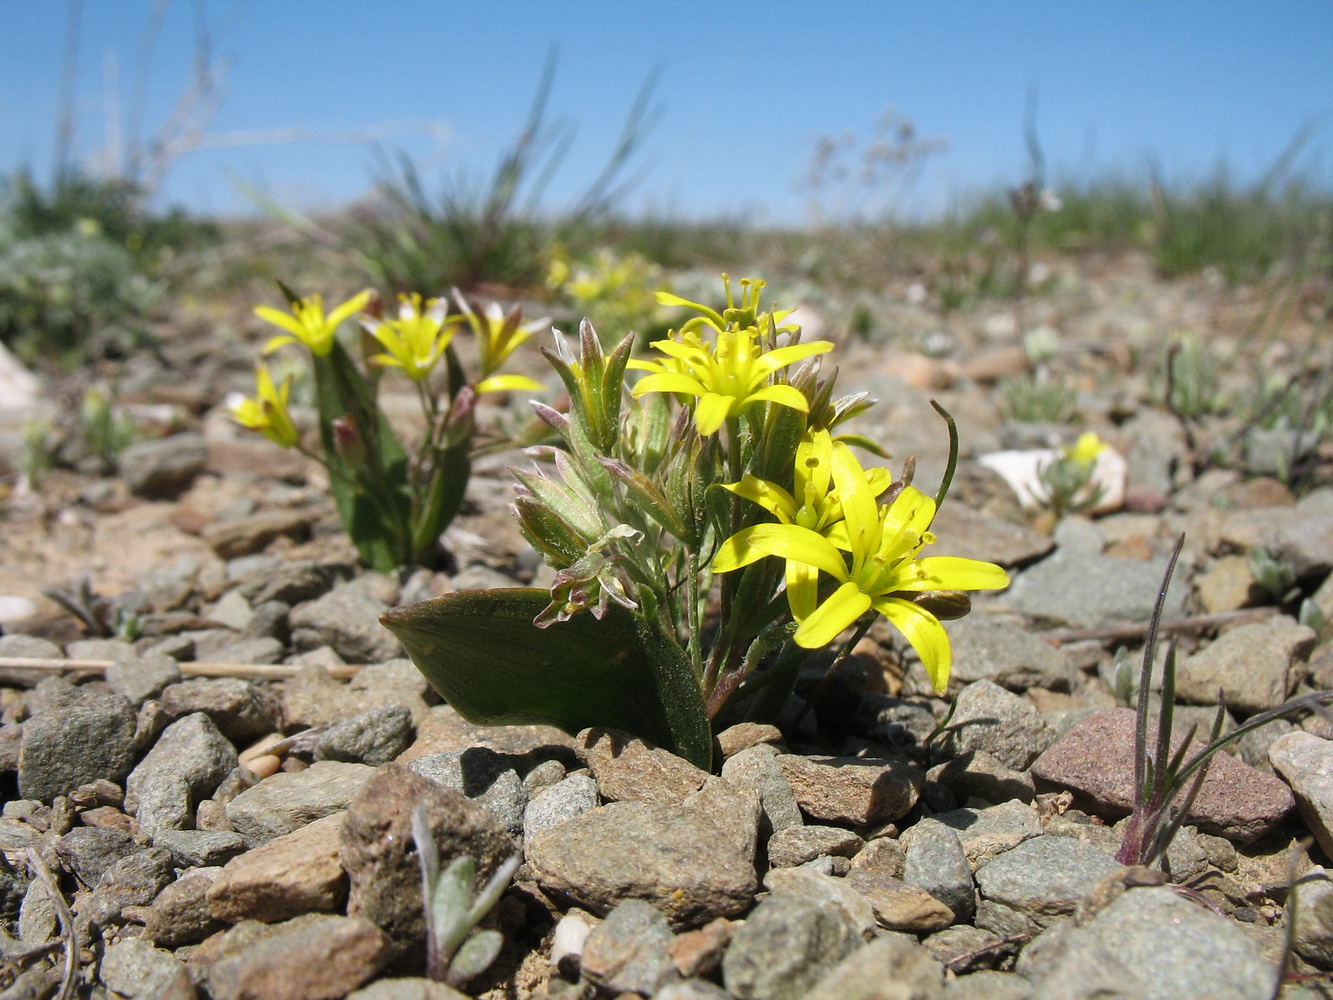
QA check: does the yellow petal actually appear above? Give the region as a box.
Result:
[694,393,735,435]
[874,597,951,692]
[262,334,297,355]
[713,523,849,580]
[476,374,544,394]
[326,290,372,329]
[785,560,819,621]
[894,556,1011,593]
[830,443,879,546]
[721,476,797,520]
[254,306,308,339]
[631,372,707,398]
[794,581,872,648]
[744,384,809,412]
[753,340,834,374]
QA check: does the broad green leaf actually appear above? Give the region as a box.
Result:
[381,588,712,770]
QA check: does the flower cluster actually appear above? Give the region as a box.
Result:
[231,286,546,571]
[512,274,1008,702]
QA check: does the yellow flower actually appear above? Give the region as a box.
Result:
[1066,432,1106,468]
[362,293,457,381]
[231,365,299,449]
[713,445,1009,692]
[256,290,371,357]
[627,324,831,436]
[453,291,547,393]
[720,429,892,618]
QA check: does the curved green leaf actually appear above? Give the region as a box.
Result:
[380,588,712,769]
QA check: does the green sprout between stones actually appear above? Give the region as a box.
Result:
[381,275,1010,768]
[1117,535,1333,869]
[412,805,520,988]
[233,283,545,572]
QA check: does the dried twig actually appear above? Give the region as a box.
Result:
[0,657,359,681]
[25,848,78,1000]
[1036,606,1278,646]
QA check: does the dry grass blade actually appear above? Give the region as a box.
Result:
[25,847,78,1000]
[0,657,359,681]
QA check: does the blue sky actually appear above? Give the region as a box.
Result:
[3,1,1331,224]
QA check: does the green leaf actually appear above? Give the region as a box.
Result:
[447,930,504,986]
[381,588,713,770]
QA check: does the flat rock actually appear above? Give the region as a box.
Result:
[1269,732,1333,858]
[577,727,711,804]
[843,868,955,932]
[160,678,283,745]
[205,914,391,1000]
[225,760,376,847]
[776,753,923,826]
[152,829,246,868]
[928,503,1054,568]
[18,690,138,801]
[290,579,402,663]
[767,825,865,868]
[398,704,579,761]
[202,509,318,559]
[126,712,238,837]
[974,836,1122,916]
[315,705,415,766]
[932,679,1056,771]
[943,616,1075,694]
[1002,548,1186,628]
[928,749,1036,805]
[281,659,432,730]
[208,812,347,922]
[1176,615,1315,713]
[525,799,759,929]
[1029,708,1295,843]
[105,652,182,706]
[721,892,860,1000]
[806,934,945,1000]
[1027,885,1272,1000]
[119,433,209,499]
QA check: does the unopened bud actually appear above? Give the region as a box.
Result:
[910,590,971,621]
[332,414,365,466]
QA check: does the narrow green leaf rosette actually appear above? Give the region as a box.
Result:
[380,589,713,770]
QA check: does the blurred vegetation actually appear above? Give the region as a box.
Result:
[0,167,218,364]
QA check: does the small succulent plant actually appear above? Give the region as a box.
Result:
[412,804,520,988]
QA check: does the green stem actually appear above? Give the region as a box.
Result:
[685,549,703,683]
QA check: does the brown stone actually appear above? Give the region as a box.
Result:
[397,705,578,762]
[776,754,923,827]
[201,509,318,560]
[208,813,347,923]
[1029,708,1295,842]
[670,918,735,978]
[340,764,515,962]
[578,728,710,805]
[843,868,954,931]
[715,723,784,759]
[205,915,390,1000]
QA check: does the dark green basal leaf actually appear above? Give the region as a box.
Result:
[381,588,713,770]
